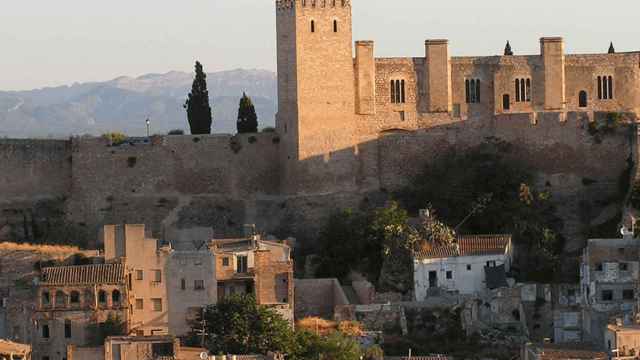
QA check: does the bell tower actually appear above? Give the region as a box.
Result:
[275,0,358,194]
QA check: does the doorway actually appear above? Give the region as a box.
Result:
[428,271,438,288]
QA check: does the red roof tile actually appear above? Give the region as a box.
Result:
[41,263,125,285]
[414,235,511,260]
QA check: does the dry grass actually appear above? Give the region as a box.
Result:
[296,317,364,337]
[0,242,84,254]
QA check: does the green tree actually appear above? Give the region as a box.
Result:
[315,202,411,286]
[102,132,127,146]
[316,332,363,360]
[184,61,213,135]
[397,138,565,282]
[237,92,259,133]
[188,295,294,355]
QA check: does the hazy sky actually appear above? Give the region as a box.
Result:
[1,0,637,91]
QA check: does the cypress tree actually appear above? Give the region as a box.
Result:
[184,61,213,135]
[236,92,258,133]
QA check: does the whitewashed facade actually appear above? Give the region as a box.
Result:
[413,235,513,301]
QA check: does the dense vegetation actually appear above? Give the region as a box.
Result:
[187,295,369,360]
[316,138,565,286]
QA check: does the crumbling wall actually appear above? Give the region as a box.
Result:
[294,278,348,320]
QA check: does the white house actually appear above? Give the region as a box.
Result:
[413,235,513,301]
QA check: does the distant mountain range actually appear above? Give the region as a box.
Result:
[0,69,277,138]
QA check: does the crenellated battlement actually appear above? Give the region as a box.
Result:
[276,0,351,11]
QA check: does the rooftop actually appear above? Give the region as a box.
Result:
[41,263,125,286]
[414,235,511,260]
[527,343,607,360]
[0,339,31,356]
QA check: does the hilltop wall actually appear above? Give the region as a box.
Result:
[66,133,281,242]
[0,117,634,251]
[0,139,72,243]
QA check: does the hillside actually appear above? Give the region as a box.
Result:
[0,69,277,138]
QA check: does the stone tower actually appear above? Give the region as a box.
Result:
[275,0,358,194]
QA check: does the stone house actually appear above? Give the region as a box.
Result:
[413,235,513,301]
[605,323,640,358]
[66,335,202,360]
[33,263,129,360]
[104,224,219,337]
[211,236,294,323]
[580,235,640,344]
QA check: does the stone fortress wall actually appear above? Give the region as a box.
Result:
[0,0,639,250]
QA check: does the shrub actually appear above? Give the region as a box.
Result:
[262,127,276,133]
[248,136,257,144]
[102,132,127,146]
[168,129,184,135]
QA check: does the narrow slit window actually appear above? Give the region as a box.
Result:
[597,76,603,99]
[520,79,526,102]
[476,79,481,103]
[333,20,338,33]
[311,20,315,33]
[390,80,395,103]
[470,79,476,103]
[515,79,521,102]
[400,80,406,103]
[465,80,470,104]
[608,76,613,99]
[525,79,531,101]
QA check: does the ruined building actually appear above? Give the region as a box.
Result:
[580,234,640,345]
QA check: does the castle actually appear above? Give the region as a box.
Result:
[275,0,640,193]
[0,0,638,248]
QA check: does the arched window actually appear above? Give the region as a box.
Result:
[470,79,476,103]
[465,80,470,103]
[608,76,613,99]
[311,20,315,33]
[579,91,588,108]
[525,79,531,101]
[603,76,609,100]
[390,80,395,103]
[42,291,51,306]
[112,290,121,304]
[465,78,481,104]
[390,80,405,104]
[98,290,107,305]
[70,291,80,305]
[515,78,531,102]
[503,94,511,111]
[55,291,67,307]
[333,20,338,33]
[515,79,521,102]
[520,79,526,102]
[597,76,603,99]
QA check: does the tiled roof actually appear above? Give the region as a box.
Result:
[414,235,511,260]
[531,343,607,360]
[41,263,125,285]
